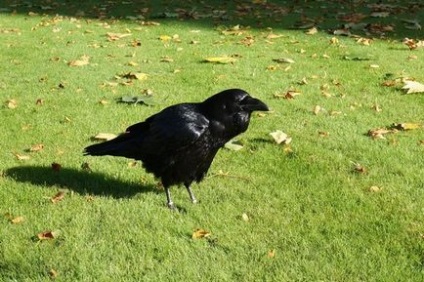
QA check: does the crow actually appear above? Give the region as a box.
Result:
[84,89,268,209]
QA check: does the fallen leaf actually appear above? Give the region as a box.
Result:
[369,186,382,193]
[117,95,156,106]
[36,98,44,105]
[14,153,30,160]
[353,162,367,174]
[305,27,318,35]
[68,55,90,67]
[49,269,58,279]
[11,216,25,224]
[6,99,17,109]
[30,143,44,152]
[224,140,244,151]
[313,105,322,115]
[391,123,421,130]
[273,58,295,64]
[51,191,66,203]
[203,57,237,64]
[367,128,393,139]
[106,32,131,41]
[270,130,292,145]
[402,80,424,94]
[92,133,117,141]
[192,228,211,239]
[241,213,249,222]
[268,249,276,258]
[37,230,59,240]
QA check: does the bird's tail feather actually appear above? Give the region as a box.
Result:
[83,134,136,158]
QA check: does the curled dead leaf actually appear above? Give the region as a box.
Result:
[6,99,17,109]
[37,230,60,240]
[51,191,66,203]
[14,153,30,160]
[402,80,424,94]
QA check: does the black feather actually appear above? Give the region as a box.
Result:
[83,88,268,208]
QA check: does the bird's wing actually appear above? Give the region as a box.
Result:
[126,104,210,153]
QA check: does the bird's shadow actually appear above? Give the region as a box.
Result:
[5,166,158,198]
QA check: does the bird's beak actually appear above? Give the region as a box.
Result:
[241,96,269,112]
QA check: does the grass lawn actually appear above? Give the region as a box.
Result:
[1,0,424,281]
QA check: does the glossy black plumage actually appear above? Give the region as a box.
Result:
[84,89,268,208]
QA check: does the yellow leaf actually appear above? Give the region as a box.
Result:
[159,35,172,42]
[11,216,25,224]
[369,186,382,193]
[305,27,318,35]
[68,55,90,67]
[92,133,117,141]
[391,123,421,130]
[204,57,237,64]
[192,228,211,239]
[6,99,17,109]
[268,249,276,258]
[14,153,30,160]
[30,143,44,152]
[241,213,249,222]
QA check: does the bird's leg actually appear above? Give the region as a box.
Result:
[185,183,197,204]
[164,186,176,209]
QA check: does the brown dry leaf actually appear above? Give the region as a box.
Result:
[51,162,62,172]
[192,228,211,239]
[382,80,397,87]
[283,90,301,99]
[106,32,131,41]
[51,191,66,203]
[268,249,276,258]
[6,99,17,109]
[119,72,148,80]
[204,57,236,64]
[318,131,329,137]
[36,98,44,105]
[92,133,117,141]
[270,130,292,145]
[402,80,424,94]
[68,55,90,67]
[353,163,367,174]
[372,103,382,112]
[14,153,30,160]
[81,162,92,172]
[37,230,60,240]
[11,216,25,224]
[367,128,393,139]
[30,143,44,152]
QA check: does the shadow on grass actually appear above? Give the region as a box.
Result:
[5,166,158,198]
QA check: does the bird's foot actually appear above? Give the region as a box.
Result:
[167,201,177,210]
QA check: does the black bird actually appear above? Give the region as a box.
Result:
[84,89,268,209]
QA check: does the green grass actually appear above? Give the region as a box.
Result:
[1,1,424,281]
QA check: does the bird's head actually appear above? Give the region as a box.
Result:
[202,89,269,138]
